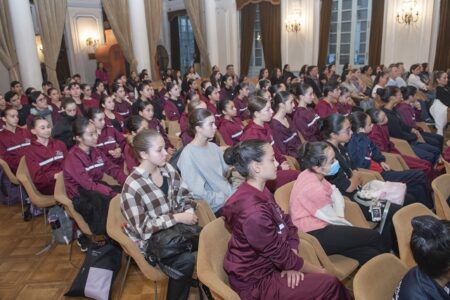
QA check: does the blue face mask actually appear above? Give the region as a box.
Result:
[325,160,340,176]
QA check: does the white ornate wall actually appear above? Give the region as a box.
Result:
[65,0,104,85]
[380,0,440,69]
[281,0,321,72]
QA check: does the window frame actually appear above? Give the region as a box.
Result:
[327,0,372,68]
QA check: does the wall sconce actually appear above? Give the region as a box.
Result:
[396,0,419,25]
[85,37,100,59]
[285,14,301,33]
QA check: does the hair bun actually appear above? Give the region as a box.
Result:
[223,145,239,166]
[411,215,443,239]
[376,87,386,97]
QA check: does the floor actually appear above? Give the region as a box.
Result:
[0,204,200,300]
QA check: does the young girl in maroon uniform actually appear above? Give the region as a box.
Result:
[336,86,353,116]
[0,107,32,173]
[367,108,435,182]
[91,80,106,101]
[315,82,339,118]
[87,108,126,168]
[101,94,124,132]
[180,98,207,146]
[292,83,322,142]
[217,98,243,146]
[163,82,184,121]
[27,117,67,195]
[136,101,176,155]
[219,74,235,100]
[63,118,126,235]
[233,82,250,121]
[204,85,221,121]
[398,86,443,150]
[123,115,148,173]
[271,91,302,157]
[81,84,99,110]
[112,83,132,121]
[222,140,351,300]
[242,97,299,191]
[47,88,63,122]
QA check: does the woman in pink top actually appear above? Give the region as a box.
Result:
[290,141,387,265]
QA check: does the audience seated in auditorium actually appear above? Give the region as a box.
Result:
[222,139,351,300]
[121,129,197,300]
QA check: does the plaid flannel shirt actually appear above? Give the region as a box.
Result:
[120,163,195,251]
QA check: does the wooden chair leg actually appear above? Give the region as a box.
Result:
[118,255,131,299]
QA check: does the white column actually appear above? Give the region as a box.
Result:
[128,0,151,76]
[204,0,219,68]
[8,0,43,89]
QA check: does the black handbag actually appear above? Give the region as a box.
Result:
[145,223,201,279]
[65,239,122,300]
[146,223,201,260]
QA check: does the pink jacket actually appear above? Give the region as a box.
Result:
[289,169,331,232]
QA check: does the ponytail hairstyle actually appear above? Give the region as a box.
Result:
[410,216,450,278]
[86,107,104,121]
[349,111,369,132]
[221,74,233,88]
[135,100,153,114]
[248,96,269,118]
[400,85,417,100]
[320,113,347,139]
[223,139,268,177]
[235,82,249,95]
[373,71,388,86]
[187,108,213,136]
[432,70,446,86]
[205,85,217,99]
[186,90,199,103]
[272,91,291,113]
[111,83,123,94]
[93,80,103,93]
[126,115,145,134]
[291,83,312,98]
[100,94,113,108]
[376,86,399,103]
[217,98,233,116]
[297,142,330,171]
[72,117,91,141]
[165,81,178,95]
[132,128,161,161]
[366,108,383,124]
[186,98,205,115]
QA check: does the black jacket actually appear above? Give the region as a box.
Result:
[52,113,77,149]
[382,108,417,143]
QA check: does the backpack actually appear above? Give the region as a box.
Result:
[48,205,73,244]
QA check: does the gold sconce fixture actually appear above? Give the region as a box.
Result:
[86,37,100,59]
[285,14,301,33]
[396,0,419,25]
